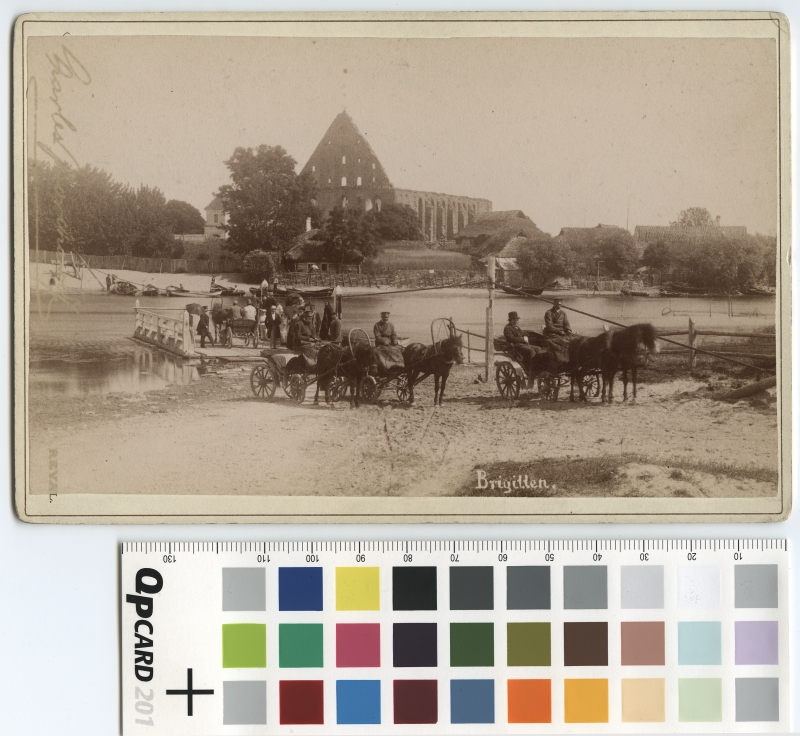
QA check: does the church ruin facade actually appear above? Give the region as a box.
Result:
[300,112,491,242]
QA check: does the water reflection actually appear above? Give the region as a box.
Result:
[29,343,199,396]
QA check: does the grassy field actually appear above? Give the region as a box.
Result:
[366,248,473,271]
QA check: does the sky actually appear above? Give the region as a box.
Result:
[25,33,778,235]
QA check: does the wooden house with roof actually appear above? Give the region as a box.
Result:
[633,223,748,258]
[203,195,228,239]
[453,210,548,258]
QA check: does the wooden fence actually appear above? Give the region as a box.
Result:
[30,248,242,275]
[132,306,195,357]
[658,318,775,368]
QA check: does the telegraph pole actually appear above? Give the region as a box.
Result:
[486,255,495,381]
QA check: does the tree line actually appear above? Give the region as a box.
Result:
[27,160,206,258]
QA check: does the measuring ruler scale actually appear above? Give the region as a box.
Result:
[121,540,789,734]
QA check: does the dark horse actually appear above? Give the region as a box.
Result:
[569,323,658,403]
[313,337,379,408]
[402,330,464,406]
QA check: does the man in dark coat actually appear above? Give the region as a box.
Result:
[327,313,342,343]
[504,311,543,370]
[197,306,213,348]
[264,304,281,349]
[544,298,572,337]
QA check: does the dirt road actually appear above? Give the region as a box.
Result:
[28,363,779,499]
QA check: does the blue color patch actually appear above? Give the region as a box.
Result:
[279,567,323,611]
[678,622,722,665]
[450,679,495,724]
[336,680,381,724]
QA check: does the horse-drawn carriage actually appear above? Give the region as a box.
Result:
[248,318,465,407]
[494,329,601,402]
[208,298,261,349]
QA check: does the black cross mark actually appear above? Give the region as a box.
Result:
[166,668,214,716]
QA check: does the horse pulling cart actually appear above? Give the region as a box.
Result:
[494,330,601,402]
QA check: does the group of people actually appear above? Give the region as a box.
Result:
[503,297,573,366]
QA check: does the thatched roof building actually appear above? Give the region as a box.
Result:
[454,210,548,257]
[284,229,362,273]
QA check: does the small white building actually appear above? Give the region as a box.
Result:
[204,196,228,239]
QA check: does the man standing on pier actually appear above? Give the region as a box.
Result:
[197,306,213,348]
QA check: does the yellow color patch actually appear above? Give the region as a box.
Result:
[622,678,665,722]
[564,679,608,723]
[336,567,380,610]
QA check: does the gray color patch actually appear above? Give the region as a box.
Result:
[735,678,779,722]
[450,566,494,610]
[507,566,550,610]
[735,565,778,608]
[621,565,664,609]
[563,566,607,609]
[223,680,267,725]
[222,567,266,611]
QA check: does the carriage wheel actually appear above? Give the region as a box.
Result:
[329,375,348,402]
[249,364,277,400]
[395,374,411,402]
[583,372,601,398]
[287,374,306,404]
[224,326,233,349]
[361,375,381,402]
[243,334,251,347]
[495,362,521,399]
[537,372,554,402]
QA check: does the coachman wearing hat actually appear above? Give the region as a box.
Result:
[374,310,398,347]
[544,298,572,338]
[504,311,544,370]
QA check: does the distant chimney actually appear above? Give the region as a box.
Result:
[306,217,312,232]
[715,215,721,227]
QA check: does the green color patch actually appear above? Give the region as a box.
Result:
[678,678,722,722]
[450,622,494,667]
[279,623,324,668]
[222,623,266,669]
[507,622,551,666]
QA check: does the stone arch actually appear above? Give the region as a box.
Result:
[341,176,347,186]
[375,197,382,212]
[364,197,373,212]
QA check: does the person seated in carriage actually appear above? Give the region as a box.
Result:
[374,311,398,346]
[297,310,317,346]
[544,298,572,338]
[242,299,257,321]
[504,311,545,371]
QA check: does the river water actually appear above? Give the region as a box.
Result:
[29,290,775,396]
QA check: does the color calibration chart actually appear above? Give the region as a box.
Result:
[121,540,789,734]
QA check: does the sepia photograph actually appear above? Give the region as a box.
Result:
[14,13,790,522]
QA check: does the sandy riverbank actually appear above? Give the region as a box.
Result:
[28,361,778,499]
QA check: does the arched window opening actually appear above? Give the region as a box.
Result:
[342,196,348,208]
[365,198,373,211]
[356,177,362,186]
[375,197,382,212]
[341,177,347,187]
[342,155,346,164]
[311,165,315,172]
[372,163,376,169]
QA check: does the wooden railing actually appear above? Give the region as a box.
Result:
[133,304,195,357]
[658,318,775,368]
[452,326,486,364]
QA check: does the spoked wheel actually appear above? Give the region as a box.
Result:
[361,375,381,402]
[287,374,306,404]
[395,374,411,402]
[249,363,278,400]
[583,372,601,398]
[537,372,555,402]
[329,375,348,402]
[495,362,521,399]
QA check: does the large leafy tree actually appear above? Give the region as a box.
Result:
[317,206,379,265]
[671,207,714,227]
[515,238,575,286]
[641,239,672,270]
[217,145,320,256]
[165,199,205,234]
[364,203,423,241]
[597,233,639,277]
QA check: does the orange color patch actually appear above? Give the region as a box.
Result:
[508,679,551,723]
